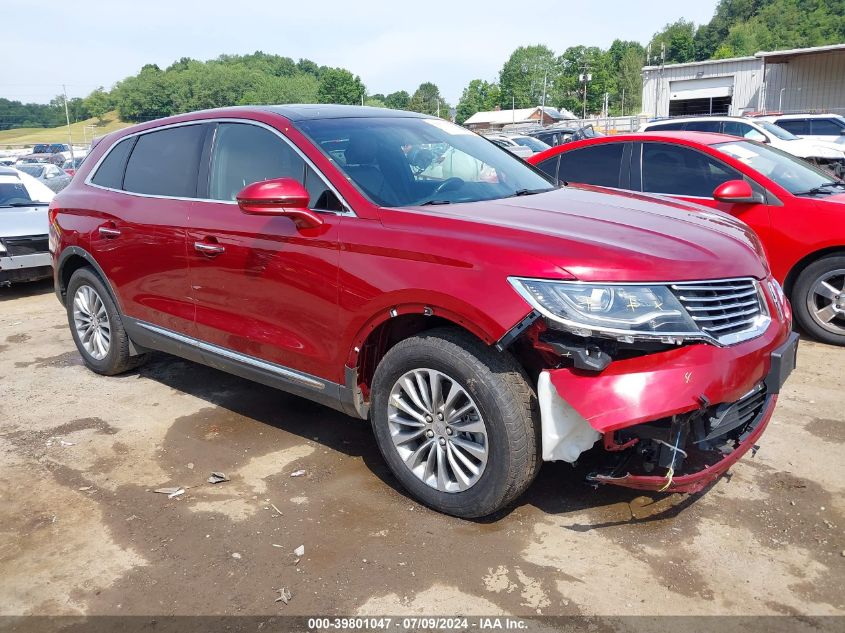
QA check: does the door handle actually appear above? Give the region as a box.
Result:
[194,241,226,256]
[98,226,121,238]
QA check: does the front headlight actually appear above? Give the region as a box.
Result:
[509,277,698,339]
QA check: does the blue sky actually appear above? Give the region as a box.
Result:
[3,0,719,106]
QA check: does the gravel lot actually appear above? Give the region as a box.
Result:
[1,280,843,624]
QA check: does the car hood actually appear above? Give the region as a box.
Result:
[0,205,49,238]
[401,185,769,282]
[777,138,845,159]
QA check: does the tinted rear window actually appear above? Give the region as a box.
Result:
[557,144,624,188]
[123,125,205,197]
[91,137,134,189]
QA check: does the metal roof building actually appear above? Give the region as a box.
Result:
[641,43,845,118]
[463,107,573,130]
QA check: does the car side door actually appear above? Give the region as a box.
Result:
[635,141,773,243]
[84,123,205,336]
[186,121,345,382]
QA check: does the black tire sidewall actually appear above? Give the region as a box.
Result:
[371,336,523,518]
[66,268,127,374]
[792,255,845,346]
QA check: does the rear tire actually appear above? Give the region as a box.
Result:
[370,328,540,518]
[66,267,148,375]
[791,255,845,346]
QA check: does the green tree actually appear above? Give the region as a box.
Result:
[317,68,366,105]
[408,82,446,116]
[455,79,501,124]
[384,90,410,110]
[84,87,113,124]
[616,46,645,115]
[649,19,697,64]
[498,45,557,108]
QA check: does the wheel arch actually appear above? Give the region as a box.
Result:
[56,246,122,311]
[344,302,513,406]
[783,246,845,299]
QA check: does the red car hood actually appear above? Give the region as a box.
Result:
[403,185,769,282]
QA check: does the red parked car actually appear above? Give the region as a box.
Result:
[529,131,845,346]
[49,107,796,518]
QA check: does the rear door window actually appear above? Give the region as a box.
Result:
[557,143,624,188]
[123,125,206,197]
[685,120,721,132]
[642,143,742,198]
[645,122,685,131]
[91,137,134,189]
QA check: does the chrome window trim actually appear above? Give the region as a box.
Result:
[508,276,772,347]
[136,321,331,390]
[84,118,355,217]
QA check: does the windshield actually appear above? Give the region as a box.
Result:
[757,121,799,141]
[0,180,33,206]
[513,136,550,152]
[296,117,555,207]
[17,164,44,178]
[0,172,52,206]
[715,140,841,195]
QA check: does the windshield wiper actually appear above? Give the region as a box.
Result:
[4,201,49,207]
[419,199,452,206]
[795,181,845,196]
[508,187,554,198]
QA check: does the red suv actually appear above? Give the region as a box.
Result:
[50,106,797,518]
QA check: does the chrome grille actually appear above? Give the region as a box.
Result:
[671,279,767,343]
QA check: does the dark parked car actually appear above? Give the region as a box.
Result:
[20,143,72,166]
[16,162,72,192]
[50,105,796,517]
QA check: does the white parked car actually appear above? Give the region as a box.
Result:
[0,167,54,286]
[640,116,845,177]
[508,134,551,155]
[483,134,534,159]
[756,113,845,146]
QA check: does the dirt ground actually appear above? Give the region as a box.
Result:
[1,280,843,624]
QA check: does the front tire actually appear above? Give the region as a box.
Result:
[370,328,540,518]
[792,255,845,346]
[66,267,148,375]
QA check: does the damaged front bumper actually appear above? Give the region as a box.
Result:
[539,319,798,492]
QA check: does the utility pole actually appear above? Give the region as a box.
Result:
[436,99,440,118]
[540,68,548,126]
[512,95,515,124]
[579,60,591,120]
[621,88,625,117]
[63,85,75,162]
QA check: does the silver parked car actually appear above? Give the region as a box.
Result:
[15,162,72,193]
[0,167,54,286]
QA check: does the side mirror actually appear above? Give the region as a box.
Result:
[236,178,323,229]
[713,180,765,205]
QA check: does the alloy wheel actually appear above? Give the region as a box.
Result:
[73,285,111,360]
[807,268,845,335]
[387,368,489,493]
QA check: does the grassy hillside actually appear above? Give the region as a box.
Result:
[0,111,132,147]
